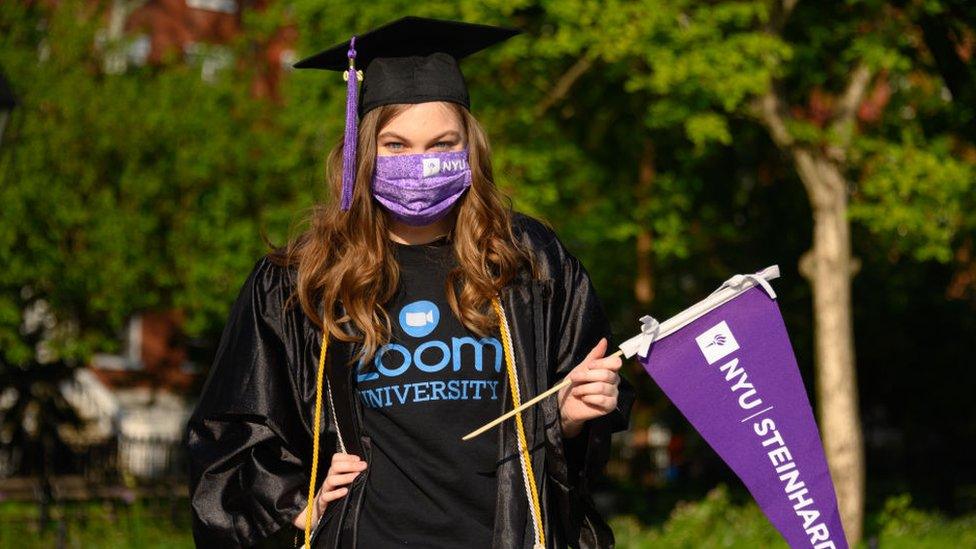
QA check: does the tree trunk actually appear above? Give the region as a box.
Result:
[634,138,655,307]
[794,150,865,545]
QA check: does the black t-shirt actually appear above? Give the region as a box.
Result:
[354,235,503,547]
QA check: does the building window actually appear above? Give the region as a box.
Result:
[184,42,233,83]
[279,48,297,70]
[91,314,144,371]
[127,34,151,67]
[185,0,237,14]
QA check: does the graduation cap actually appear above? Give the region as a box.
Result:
[292,16,521,211]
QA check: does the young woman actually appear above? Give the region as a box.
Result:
[185,17,635,549]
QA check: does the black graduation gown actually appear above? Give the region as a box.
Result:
[184,211,636,548]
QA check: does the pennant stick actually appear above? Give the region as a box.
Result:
[461,348,624,441]
[461,265,780,442]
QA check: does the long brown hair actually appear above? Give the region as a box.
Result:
[267,101,538,366]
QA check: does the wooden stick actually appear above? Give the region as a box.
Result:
[462,266,782,442]
[461,348,625,441]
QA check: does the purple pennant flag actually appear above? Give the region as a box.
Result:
[636,280,847,548]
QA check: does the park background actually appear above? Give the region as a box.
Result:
[1,0,975,547]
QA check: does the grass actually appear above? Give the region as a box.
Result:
[1,488,975,548]
[0,499,193,548]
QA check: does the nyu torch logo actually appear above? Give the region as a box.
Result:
[422,158,441,177]
[695,320,740,365]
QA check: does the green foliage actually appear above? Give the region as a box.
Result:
[872,494,976,548]
[850,134,975,263]
[5,0,970,364]
[612,485,787,548]
[0,0,318,362]
[0,500,194,548]
[610,487,976,548]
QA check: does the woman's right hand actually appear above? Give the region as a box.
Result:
[292,452,368,529]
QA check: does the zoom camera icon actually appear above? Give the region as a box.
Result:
[405,310,435,327]
[399,300,440,338]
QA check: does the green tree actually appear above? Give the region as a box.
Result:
[492,0,976,543]
[0,0,318,366]
[3,1,975,542]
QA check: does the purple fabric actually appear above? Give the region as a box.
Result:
[639,287,847,549]
[340,36,358,211]
[371,149,472,226]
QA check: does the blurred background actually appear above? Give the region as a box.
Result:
[1,1,975,547]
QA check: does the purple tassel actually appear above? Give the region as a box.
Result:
[340,36,359,211]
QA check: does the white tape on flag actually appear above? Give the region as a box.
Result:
[618,265,780,359]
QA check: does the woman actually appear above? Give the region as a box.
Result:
[185,16,635,549]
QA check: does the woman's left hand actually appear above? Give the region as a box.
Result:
[557,337,622,438]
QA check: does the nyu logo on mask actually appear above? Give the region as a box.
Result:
[372,149,472,226]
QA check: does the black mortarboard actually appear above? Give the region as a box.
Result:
[292,16,521,211]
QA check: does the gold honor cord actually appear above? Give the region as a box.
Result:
[491,296,546,549]
[304,325,331,549]
[303,297,546,549]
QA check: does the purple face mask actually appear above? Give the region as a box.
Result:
[371,149,472,226]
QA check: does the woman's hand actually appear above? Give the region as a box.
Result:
[292,452,368,529]
[557,337,623,439]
